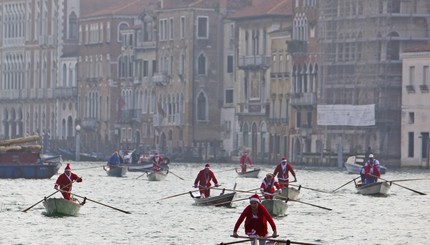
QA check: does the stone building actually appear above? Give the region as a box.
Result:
[318,0,430,165]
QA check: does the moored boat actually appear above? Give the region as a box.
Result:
[189,191,236,207]
[103,165,128,177]
[262,199,287,217]
[124,162,169,172]
[235,168,260,178]
[57,148,105,162]
[147,170,169,181]
[43,197,85,216]
[344,155,386,174]
[354,180,391,195]
[0,136,61,179]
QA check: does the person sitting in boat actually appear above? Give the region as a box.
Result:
[240,150,253,173]
[193,163,219,198]
[364,159,381,185]
[54,163,82,200]
[273,157,297,188]
[151,153,164,172]
[107,151,120,166]
[260,173,282,200]
[232,194,278,244]
[360,154,381,183]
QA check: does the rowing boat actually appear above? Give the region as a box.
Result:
[189,191,236,207]
[147,170,168,181]
[344,155,387,174]
[261,199,287,217]
[103,165,128,177]
[276,186,300,201]
[43,197,85,216]
[354,180,391,195]
[235,168,260,178]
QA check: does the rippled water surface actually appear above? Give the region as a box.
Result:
[0,162,429,245]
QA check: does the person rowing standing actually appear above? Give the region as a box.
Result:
[151,152,164,172]
[193,164,219,198]
[240,150,253,173]
[273,157,297,188]
[260,173,282,200]
[54,163,82,200]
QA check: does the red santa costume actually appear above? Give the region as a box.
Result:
[239,151,253,173]
[273,157,296,188]
[193,164,219,197]
[54,164,82,200]
[364,162,381,185]
[260,173,281,200]
[233,194,277,239]
[151,153,164,172]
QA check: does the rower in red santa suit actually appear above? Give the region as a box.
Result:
[151,152,164,172]
[260,173,282,200]
[54,163,82,200]
[193,164,219,198]
[240,150,254,173]
[273,157,297,188]
[232,194,278,245]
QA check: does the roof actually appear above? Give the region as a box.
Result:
[403,43,430,53]
[81,0,158,18]
[227,0,293,20]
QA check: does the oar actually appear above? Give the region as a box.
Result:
[215,196,250,206]
[332,176,361,192]
[231,236,318,245]
[369,174,426,195]
[156,190,199,201]
[219,239,251,245]
[289,184,331,194]
[168,171,184,180]
[266,193,332,211]
[71,192,131,214]
[22,180,76,212]
[212,187,256,194]
[389,178,430,183]
[136,171,149,179]
[74,165,105,171]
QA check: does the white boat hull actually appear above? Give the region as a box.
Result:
[355,181,391,195]
[277,186,300,201]
[236,168,260,178]
[147,170,168,181]
[262,199,287,217]
[43,198,82,216]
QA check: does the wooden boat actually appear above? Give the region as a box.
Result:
[262,199,287,217]
[189,190,236,207]
[57,148,105,162]
[0,151,61,179]
[103,165,128,177]
[147,170,169,181]
[235,168,260,178]
[123,162,169,172]
[276,186,301,201]
[344,155,386,174]
[354,180,391,195]
[43,197,85,216]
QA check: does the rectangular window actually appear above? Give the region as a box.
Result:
[180,16,185,39]
[423,66,429,84]
[409,112,414,124]
[307,111,312,128]
[227,55,233,73]
[421,132,429,158]
[408,132,414,157]
[225,89,233,104]
[152,60,157,75]
[170,18,174,40]
[409,66,415,84]
[197,16,208,38]
[143,60,148,77]
[296,111,301,128]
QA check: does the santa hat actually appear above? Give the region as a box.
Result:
[205,163,210,168]
[282,157,287,163]
[65,163,71,171]
[155,152,159,156]
[249,194,261,203]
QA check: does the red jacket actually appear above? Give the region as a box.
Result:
[364,164,380,178]
[240,154,253,166]
[273,162,296,182]
[194,169,218,187]
[260,177,281,193]
[55,172,82,192]
[234,204,277,237]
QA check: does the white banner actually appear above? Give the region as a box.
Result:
[317,104,375,126]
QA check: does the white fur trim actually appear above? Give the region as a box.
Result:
[250,197,260,203]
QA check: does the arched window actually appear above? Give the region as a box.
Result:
[118,22,128,42]
[243,123,249,147]
[69,12,78,39]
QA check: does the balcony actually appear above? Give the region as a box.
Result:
[81,118,99,129]
[290,93,316,108]
[238,55,270,70]
[53,87,78,98]
[153,73,170,86]
[419,84,429,93]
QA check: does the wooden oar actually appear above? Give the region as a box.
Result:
[168,171,184,180]
[136,171,150,179]
[389,178,430,183]
[22,180,76,212]
[231,236,318,245]
[71,192,131,214]
[156,190,199,201]
[267,193,332,211]
[369,174,426,195]
[332,176,361,192]
[289,184,331,194]
[219,238,251,245]
[212,187,257,194]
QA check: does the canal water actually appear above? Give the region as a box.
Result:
[0,162,429,245]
